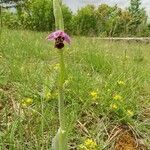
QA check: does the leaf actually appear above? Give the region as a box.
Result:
[52,128,67,150]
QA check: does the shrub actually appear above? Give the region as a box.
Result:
[73,5,98,36]
[1,1,149,36]
[22,0,54,31]
[2,11,21,29]
[17,0,73,32]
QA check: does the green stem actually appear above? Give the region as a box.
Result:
[53,0,64,30]
[53,0,67,149]
[58,50,65,130]
[58,50,67,150]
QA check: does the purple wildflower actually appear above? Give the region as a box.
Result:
[47,30,71,49]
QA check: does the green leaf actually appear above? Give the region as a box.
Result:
[52,128,67,150]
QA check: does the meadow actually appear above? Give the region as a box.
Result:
[0,29,150,149]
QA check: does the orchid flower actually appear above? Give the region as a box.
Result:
[47,30,71,49]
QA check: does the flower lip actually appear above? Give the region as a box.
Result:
[55,42,64,49]
[47,30,71,44]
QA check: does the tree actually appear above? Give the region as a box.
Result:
[96,4,111,35]
[128,0,147,34]
[74,5,97,36]
[96,4,122,36]
[116,10,132,36]
[13,0,54,31]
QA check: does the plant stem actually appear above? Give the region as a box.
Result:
[57,50,67,150]
[53,0,66,149]
[58,50,65,130]
[53,0,64,30]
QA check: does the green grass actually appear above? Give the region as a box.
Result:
[0,29,150,149]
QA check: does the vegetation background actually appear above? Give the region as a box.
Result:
[0,0,150,149]
[1,0,150,36]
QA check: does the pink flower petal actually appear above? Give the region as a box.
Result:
[64,33,71,44]
[46,33,55,40]
[46,30,71,44]
[53,30,63,38]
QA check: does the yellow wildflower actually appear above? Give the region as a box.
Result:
[110,104,118,109]
[26,98,33,104]
[85,138,97,149]
[113,94,122,100]
[22,98,33,107]
[90,91,97,97]
[90,91,98,100]
[127,110,134,116]
[117,80,125,86]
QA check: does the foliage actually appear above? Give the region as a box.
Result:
[21,0,54,31]
[2,0,72,32]
[1,0,150,36]
[2,11,21,29]
[96,4,115,36]
[128,0,148,34]
[73,5,97,36]
[21,0,72,31]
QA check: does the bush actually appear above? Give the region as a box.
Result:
[2,11,21,29]
[73,5,98,36]
[2,1,149,36]
[16,0,73,32]
[21,0,54,31]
